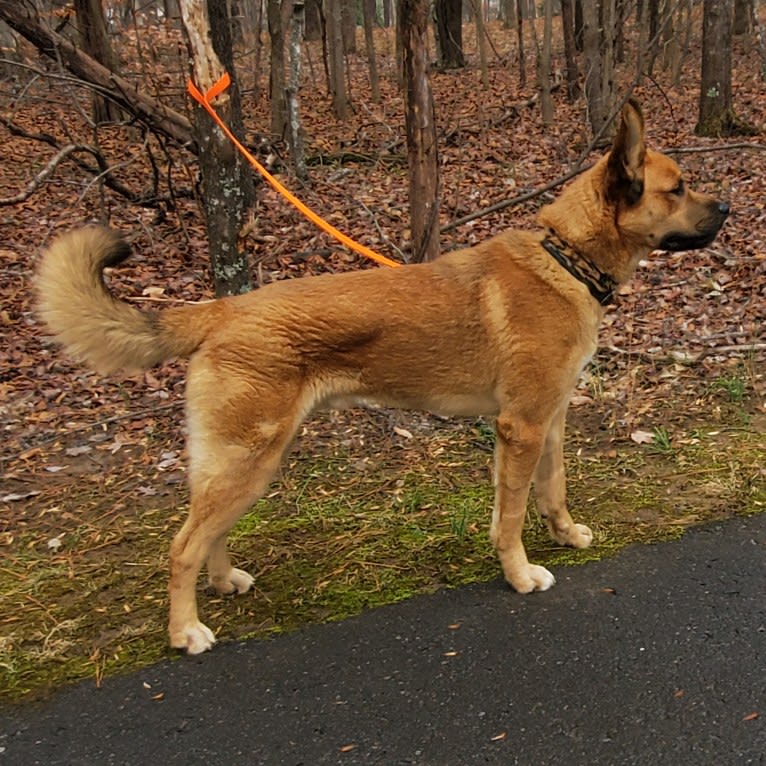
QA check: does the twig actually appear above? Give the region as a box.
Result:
[665,143,766,155]
[0,144,96,206]
[19,401,182,452]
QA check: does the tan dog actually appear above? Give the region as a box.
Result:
[36,101,728,654]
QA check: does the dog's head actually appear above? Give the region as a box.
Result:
[606,100,730,252]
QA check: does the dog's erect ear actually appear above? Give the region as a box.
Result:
[605,99,646,206]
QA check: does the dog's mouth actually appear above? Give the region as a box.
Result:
[659,203,730,252]
[660,229,720,251]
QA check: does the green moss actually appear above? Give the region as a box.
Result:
[1,418,763,703]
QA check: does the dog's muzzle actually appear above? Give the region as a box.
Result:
[659,201,730,251]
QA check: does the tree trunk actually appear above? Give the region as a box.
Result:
[560,0,580,101]
[304,0,322,40]
[515,0,526,88]
[362,0,380,102]
[0,0,194,148]
[325,0,351,118]
[501,0,516,30]
[180,0,253,296]
[472,0,489,90]
[434,0,466,69]
[74,0,124,123]
[400,0,440,262]
[695,0,742,137]
[268,0,289,138]
[583,0,615,145]
[539,0,553,126]
[341,0,356,53]
[734,0,754,36]
[287,1,308,179]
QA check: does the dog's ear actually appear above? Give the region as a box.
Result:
[605,99,646,206]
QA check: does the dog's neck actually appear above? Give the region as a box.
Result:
[541,230,618,306]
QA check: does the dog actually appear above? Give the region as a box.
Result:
[36,100,729,654]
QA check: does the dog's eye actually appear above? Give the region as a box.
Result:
[670,180,685,196]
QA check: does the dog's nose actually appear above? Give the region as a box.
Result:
[718,201,730,216]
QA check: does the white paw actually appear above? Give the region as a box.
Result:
[229,567,254,594]
[570,523,593,548]
[170,621,217,654]
[209,567,254,595]
[509,564,556,594]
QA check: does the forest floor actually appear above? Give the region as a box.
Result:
[0,18,764,703]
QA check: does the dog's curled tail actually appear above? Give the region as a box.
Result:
[36,227,213,373]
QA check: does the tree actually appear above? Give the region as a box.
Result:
[734,0,754,36]
[287,1,308,180]
[695,0,750,136]
[538,0,554,126]
[326,0,352,118]
[515,0,526,88]
[399,0,440,262]
[179,0,254,296]
[341,0,357,54]
[362,0,381,102]
[434,0,466,69]
[583,0,616,145]
[74,0,123,123]
[0,1,194,148]
[560,0,581,102]
[267,0,289,137]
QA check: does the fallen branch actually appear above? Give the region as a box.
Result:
[0,1,195,150]
[0,115,192,208]
[0,144,95,206]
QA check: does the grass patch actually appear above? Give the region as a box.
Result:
[0,411,763,704]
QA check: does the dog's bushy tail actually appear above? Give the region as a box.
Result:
[36,227,215,373]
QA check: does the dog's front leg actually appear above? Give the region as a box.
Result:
[533,405,593,549]
[490,414,555,593]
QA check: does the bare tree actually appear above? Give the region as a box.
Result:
[515,0,526,87]
[362,0,380,102]
[695,0,754,136]
[434,0,466,69]
[180,0,254,296]
[471,0,489,90]
[0,1,194,148]
[74,0,124,122]
[538,0,554,126]
[268,0,289,137]
[583,0,616,145]
[560,0,581,101]
[287,0,308,179]
[326,0,351,118]
[400,0,440,262]
[734,0,755,35]
[341,0,357,53]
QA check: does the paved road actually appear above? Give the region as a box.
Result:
[1,514,765,765]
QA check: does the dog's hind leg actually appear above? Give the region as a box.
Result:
[167,417,297,654]
[490,413,556,593]
[533,404,593,549]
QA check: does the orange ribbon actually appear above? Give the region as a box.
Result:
[187,73,400,269]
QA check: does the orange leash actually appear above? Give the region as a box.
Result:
[187,74,400,269]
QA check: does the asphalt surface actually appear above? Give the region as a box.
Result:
[1,514,765,766]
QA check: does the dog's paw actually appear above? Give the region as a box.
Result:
[169,621,217,655]
[508,564,556,594]
[552,522,593,549]
[209,567,254,596]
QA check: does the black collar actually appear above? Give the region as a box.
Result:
[541,232,617,306]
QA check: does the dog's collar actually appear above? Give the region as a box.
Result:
[541,232,617,306]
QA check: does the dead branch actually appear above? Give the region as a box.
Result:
[0,0,196,151]
[0,114,192,208]
[0,143,96,206]
[665,143,766,155]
